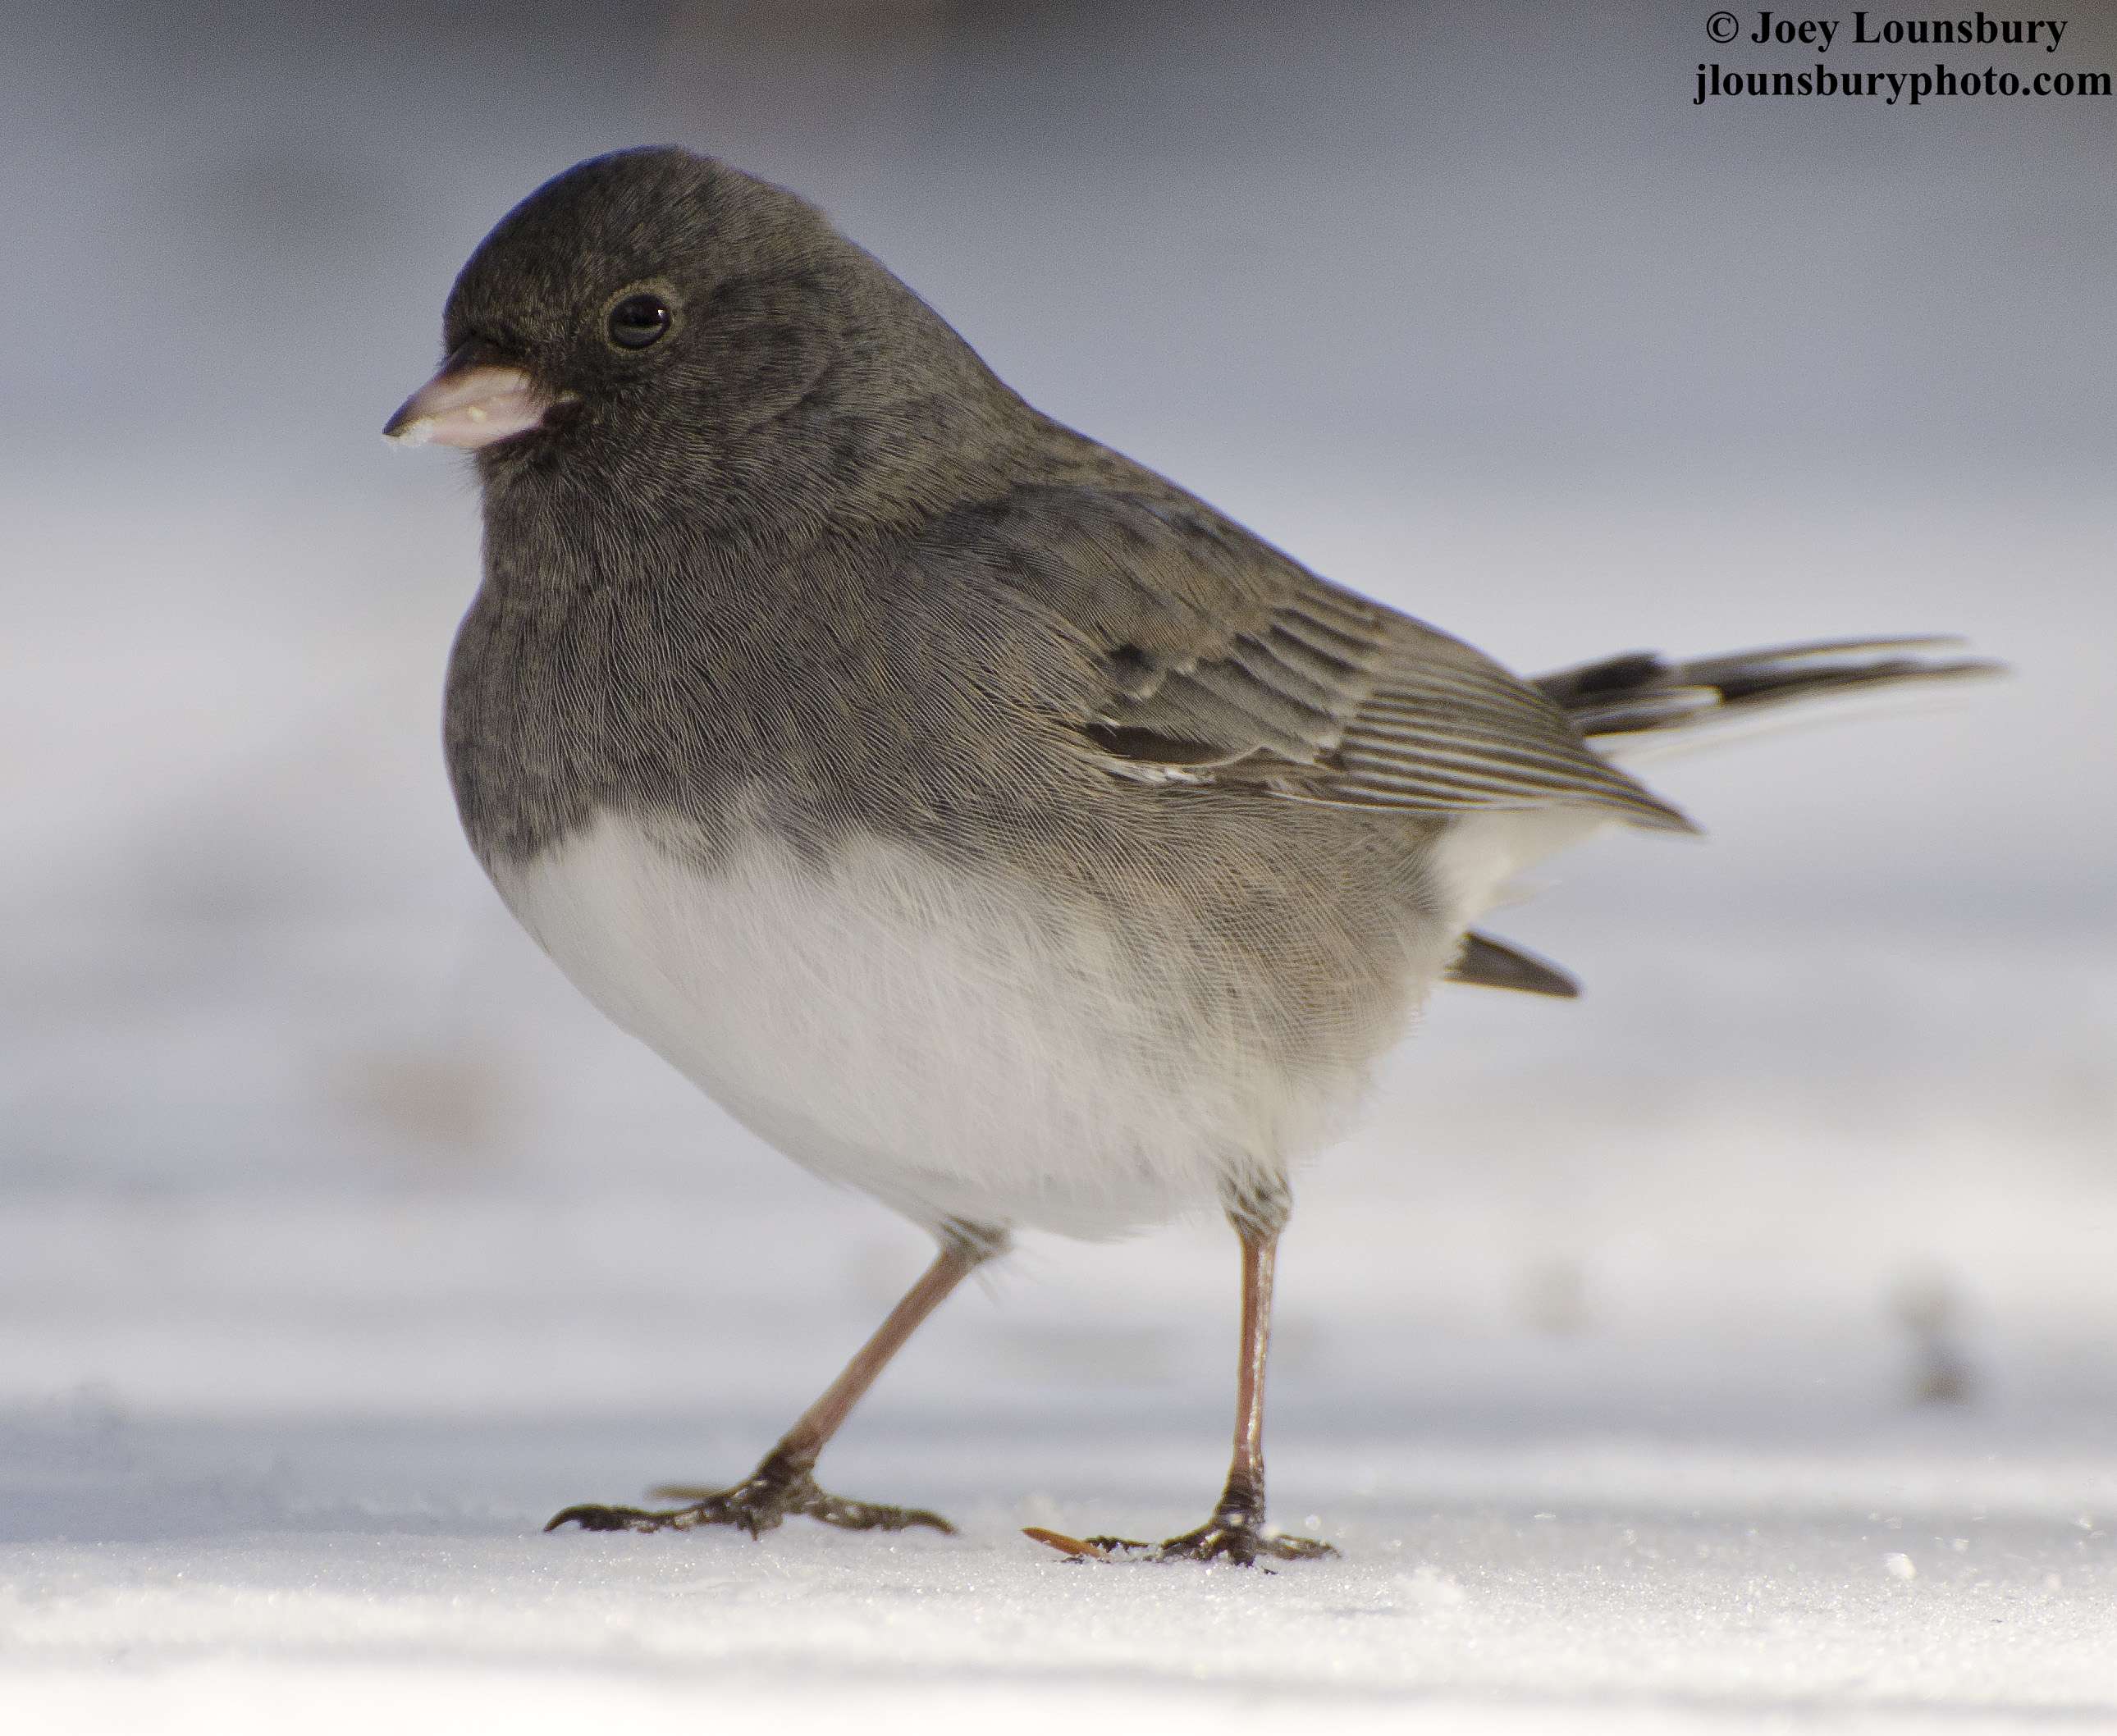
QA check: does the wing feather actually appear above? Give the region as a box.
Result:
[933,481,1694,831]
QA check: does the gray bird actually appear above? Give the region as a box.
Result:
[386,146,1994,1565]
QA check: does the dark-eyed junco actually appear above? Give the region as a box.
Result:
[387,146,1994,1565]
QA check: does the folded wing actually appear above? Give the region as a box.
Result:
[939,482,1694,833]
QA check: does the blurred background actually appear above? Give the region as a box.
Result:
[1,0,2112,1526]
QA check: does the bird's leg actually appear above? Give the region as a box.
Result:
[1090,1183,1335,1565]
[547,1225,1001,1538]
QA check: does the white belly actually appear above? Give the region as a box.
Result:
[489,811,1375,1238]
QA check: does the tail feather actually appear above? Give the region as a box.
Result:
[1447,930,1580,998]
[1534,637,2002,740]
[1440,635,1999,1002]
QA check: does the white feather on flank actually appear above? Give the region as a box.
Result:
[1425,807,1622,926]
[492,812,1379,1240]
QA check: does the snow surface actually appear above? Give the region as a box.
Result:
[7,1171,2117,1733]
[5,2,2115,1729]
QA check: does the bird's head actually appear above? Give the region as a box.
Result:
[388,145,1025,546]
[385,148,873,490]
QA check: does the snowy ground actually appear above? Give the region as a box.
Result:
[7,1161,2117,1732]
[6,3,2115,1730]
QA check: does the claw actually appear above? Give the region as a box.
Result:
[544,1473,953,1539]
[1153,1522,1337,1565]
[1022,1526,1112,1560]
[1164,1521,1337,1565]
[1032,1520,1335,1566]
[801,1488,955,1534]
[545,1503,663,1533]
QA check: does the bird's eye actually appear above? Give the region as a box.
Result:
[606,293,671,349]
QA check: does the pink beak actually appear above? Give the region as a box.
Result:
[384,356,560,450]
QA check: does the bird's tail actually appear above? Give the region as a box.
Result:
[1534,636,2001,753]
[1443,635,2001,1001]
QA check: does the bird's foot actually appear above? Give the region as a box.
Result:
[1054,1511,1336,1566]
[546,1466,954,1538]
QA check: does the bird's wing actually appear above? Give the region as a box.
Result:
[937,481,1692,831]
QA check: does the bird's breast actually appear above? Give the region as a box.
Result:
[486,807,1386,1238]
